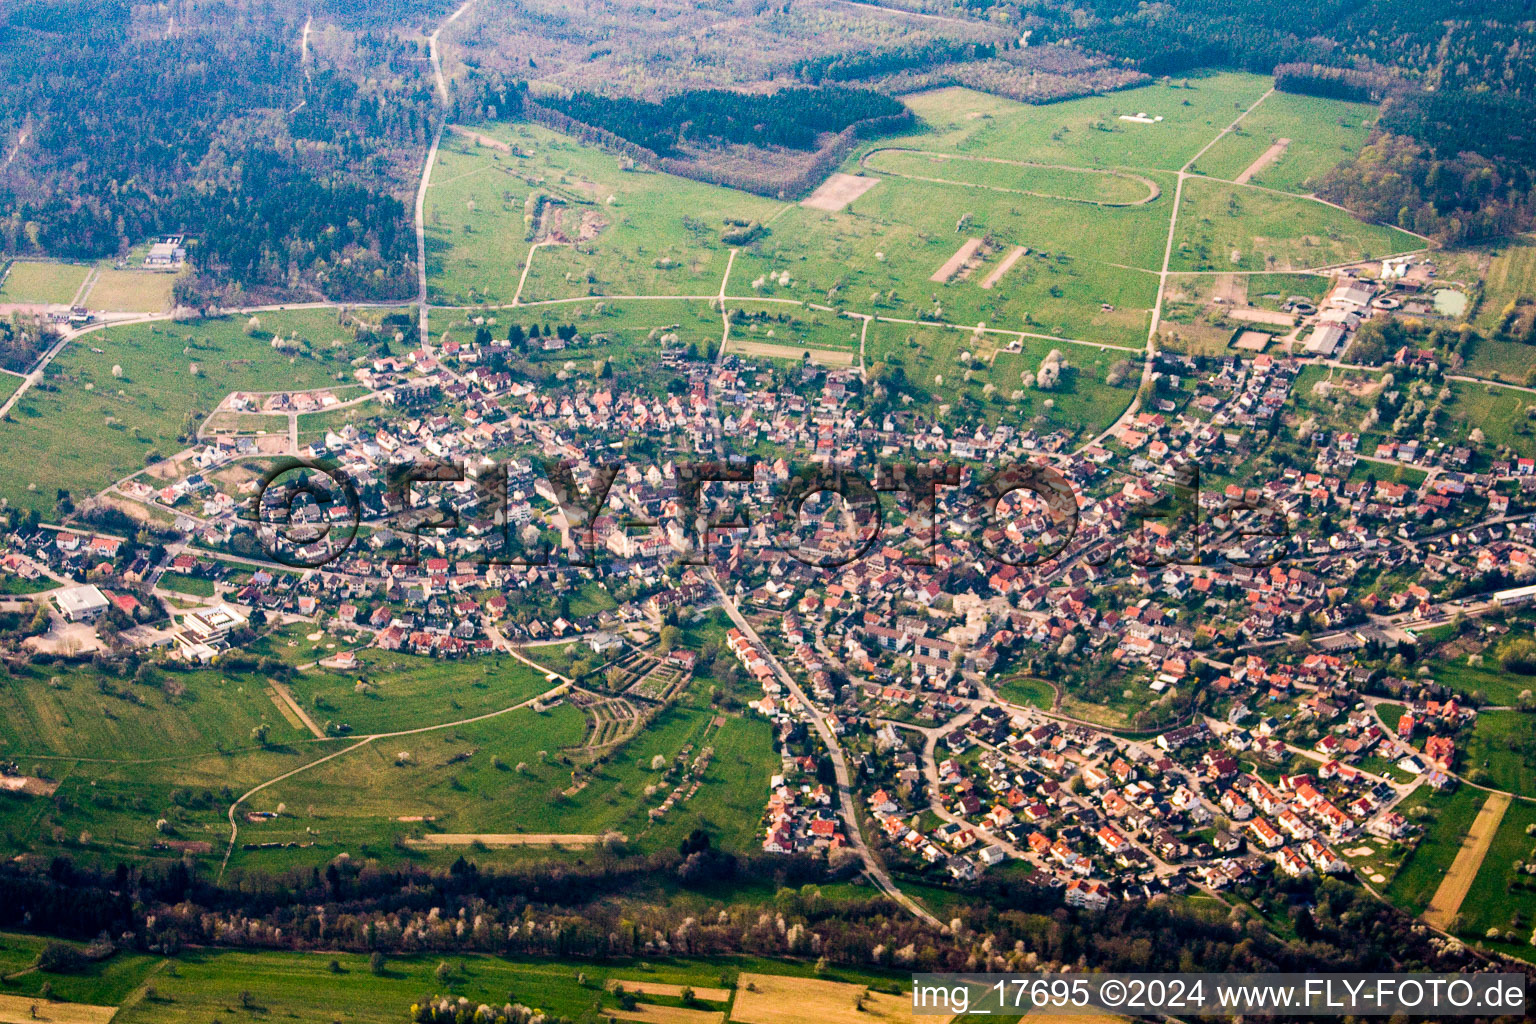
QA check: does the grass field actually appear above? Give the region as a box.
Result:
[1171,177,1422,272]
[889,74,1276,173]
[1190,91,1379,193]
[156,572,216,598]
[1460,710,1536,795]
[283,651,555,736]
[427,122,781,306]
[234,685,776,868]
[0,311,354,514]
[1456,797,1536,959]
[1382,784,1488,916]
[860,149,1157,205]
[84,270,178,313]
[0,261,90,305]
[864,320,1136,433]
[995,676,1054,710]
[1473,234,1536,336]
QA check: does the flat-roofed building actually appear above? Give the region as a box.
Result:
[54,584,110,623]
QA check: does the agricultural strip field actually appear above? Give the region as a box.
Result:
[0,261,90,305]
[731,972,918,1024]
[0,311,359,514]
[1422,790,1510,930]
[1457,797,1536,961]
[95,945,912,1024]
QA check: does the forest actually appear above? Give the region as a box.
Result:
[0,0,431,303]
[1,844,1528,998]
[541,87,908,157]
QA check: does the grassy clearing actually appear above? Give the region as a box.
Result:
[1442,379,1533,452]
[0,261,91,305]
[237,690,775,868]
[84,270,178,313]
[995,676,1054,710]
[1171,177,1421,273]
[890,73,1276,173]
[0,311,354,514]
[1191,91,1379,193]
[1427,657,1534,707]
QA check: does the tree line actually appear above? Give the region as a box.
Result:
[540,86,905,157]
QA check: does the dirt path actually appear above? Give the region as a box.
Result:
[1234,138,1290,185]
[405,832,612,847]
[980,245,1027,289]
[931,237,982,283]
[270,678,326,738]
[1423,790,1510,930]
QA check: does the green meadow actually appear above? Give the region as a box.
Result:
[0,311,355,514]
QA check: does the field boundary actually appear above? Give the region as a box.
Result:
[1423,790,1510,930]
[404,832,617,847]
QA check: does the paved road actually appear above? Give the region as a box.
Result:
[706,569,942,926]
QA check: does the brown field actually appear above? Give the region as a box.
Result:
[732,973,917,1024]
[979,245,1027,290]
[605,1006,723,1024]
[724,340,856,366]
[801,172,880,212]
[606,980,731,1003]
[1227,306,1294,327]
[85,269,177,313]
[0,995,117,1024]
[1423,790,1510,930]
[450,126,513,152]
[930,238,983,283]
[1234,138,1291,185]
[404,832,608,847]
